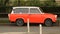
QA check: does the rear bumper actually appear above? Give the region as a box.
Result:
[9,20,15,23]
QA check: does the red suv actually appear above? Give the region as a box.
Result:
[8,7,57,26]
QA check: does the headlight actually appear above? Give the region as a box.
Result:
[55,15,57,18]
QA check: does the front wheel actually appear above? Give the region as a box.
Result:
[45,19,53,26]
[16,19,24,26]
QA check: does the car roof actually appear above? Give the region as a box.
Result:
[13,6,39,9]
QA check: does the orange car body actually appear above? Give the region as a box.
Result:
[8,7,57,24]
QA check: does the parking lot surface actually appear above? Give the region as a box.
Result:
[0,23,59,34]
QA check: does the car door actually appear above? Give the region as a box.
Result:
[13,8,29,23]
[29,8,42,23]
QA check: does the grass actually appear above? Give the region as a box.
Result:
[0,18,9,23]
[0,20,9,23]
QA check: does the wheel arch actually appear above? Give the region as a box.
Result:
[15,18,24,22]
[44,18,53,23]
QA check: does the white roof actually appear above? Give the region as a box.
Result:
[13,6,39,9]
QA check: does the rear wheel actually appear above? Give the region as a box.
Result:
[16,19,24,26]
[45,19,53,26]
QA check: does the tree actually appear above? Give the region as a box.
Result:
[0,0,9,6]
[17,0,20,6]
[25,0,40,6]
[0,0,4,6]
[13,0,18,6]
[43,0,56,7]
[4,0,9,5]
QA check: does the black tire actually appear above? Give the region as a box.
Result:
[16,19,24,26]
[45,19,53,26]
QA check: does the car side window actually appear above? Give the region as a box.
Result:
[13,8,29,14]
[30,8,40,14]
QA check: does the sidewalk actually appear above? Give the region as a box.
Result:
[0,32,39,34]
[0,32,60,34]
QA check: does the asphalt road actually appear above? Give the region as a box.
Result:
[0,23,59,34]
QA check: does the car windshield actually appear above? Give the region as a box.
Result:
[39,8,44,13]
